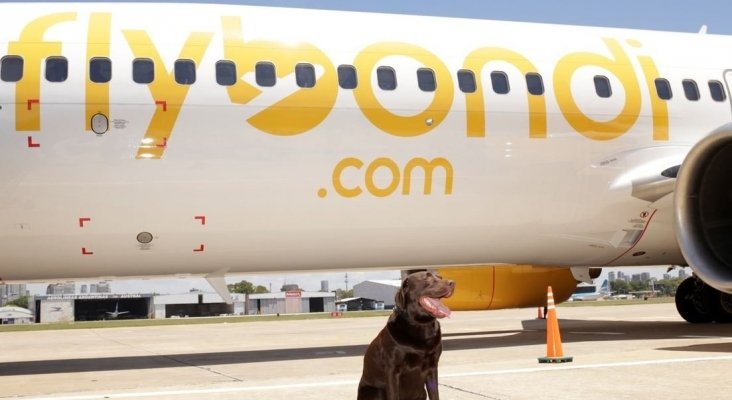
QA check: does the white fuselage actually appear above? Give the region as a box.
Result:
[1,3,730,281]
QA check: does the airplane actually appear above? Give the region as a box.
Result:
[569,279,611,301]
[0,2,731,325]
[105,302,129,319]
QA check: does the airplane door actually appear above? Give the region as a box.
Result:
[723,70,732,113]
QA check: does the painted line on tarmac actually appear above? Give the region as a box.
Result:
[23,355,732,400]
[441,354,732,378]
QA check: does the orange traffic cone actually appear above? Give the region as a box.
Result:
[538,286,573,363]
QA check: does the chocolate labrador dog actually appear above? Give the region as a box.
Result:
[358,271,455,400]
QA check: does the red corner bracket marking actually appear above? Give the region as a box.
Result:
[79,217,91,228]
[27,136,40,148]
[82,247,94,255]
[156,137,168,148]
[195,216,206,225]
[194,244,205,252]
[27,99,39,110]
[155,100,167,112]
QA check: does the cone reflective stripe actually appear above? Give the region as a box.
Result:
[538,286,573,363]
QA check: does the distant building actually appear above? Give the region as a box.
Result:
[281,284,300,292]
[46,283,75,295]
[617,271,627,282]
[96,282,111,293]
[248,291,335,315]
[631,274,642,283]
[80,284,88,294]
[641,272,651,282]
[354,280,401,308]
[336,297,383,311]
[608,272,616,282]
[679,269,688,280]
[0,284,27,306]
[320,280,329,292]
[0,306,33,324]
[663,274,671,281]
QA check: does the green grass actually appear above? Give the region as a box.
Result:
[0,310,392,332]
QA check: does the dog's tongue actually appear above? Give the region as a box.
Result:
[419,296,452,319]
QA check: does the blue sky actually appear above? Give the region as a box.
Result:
[32,0,732,34]
[234,0,732,35]
[23,0,705,295]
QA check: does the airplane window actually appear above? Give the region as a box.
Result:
[682,79,700,101]
[593,75,612,98]
[338,64,358,89]
[174,59,196,85]
[417,68,436,92]
[46,57,68,82]
[377,66,397,90]
[491,71,510,94]
[216,60,237,86]
[133,58,154,84]
[255,62,276,87]
[89,57,112,83]
[654,78,672,100]
[457,69,476,93]
[525,72,544,95]
[295,63,316,88]
[0,56,23,82]
[708,80,726,102]
[338,65,358,89]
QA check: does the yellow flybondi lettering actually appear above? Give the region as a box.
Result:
[554,38,641,140]
[365,157,401,197]
[353,43,454,137]
[402,157,453,195]
[123,30,213,159]
[8,12,77,131]
[463,48,546,138]
[328,157,454,198]
[331,157,364,198]
[222,16,337,136]
[628,40,669,141]
[85,13,112,131]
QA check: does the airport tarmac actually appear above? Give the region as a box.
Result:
[1,302,732,399]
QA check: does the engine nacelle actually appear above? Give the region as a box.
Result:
[437,265,577,310]
[675,123,732,294]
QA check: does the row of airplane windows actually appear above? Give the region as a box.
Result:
[0,55,728,103]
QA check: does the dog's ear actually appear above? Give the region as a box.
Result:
[395,277,408,308]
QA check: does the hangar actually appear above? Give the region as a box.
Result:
[153,293,246,318]
[31,291,336,322]
[0,306,33,324]
[33,294,153,323]
[353,280,401,308]
[248,291,335,315]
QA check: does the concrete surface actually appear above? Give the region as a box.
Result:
[1,303,731,399]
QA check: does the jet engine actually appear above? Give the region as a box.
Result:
[674,123,732,322]
[437,265,579,310]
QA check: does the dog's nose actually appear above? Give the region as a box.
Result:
[446,280,455,290]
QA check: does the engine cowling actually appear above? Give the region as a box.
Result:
[437,265,578,310]
[675,123,732,294]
